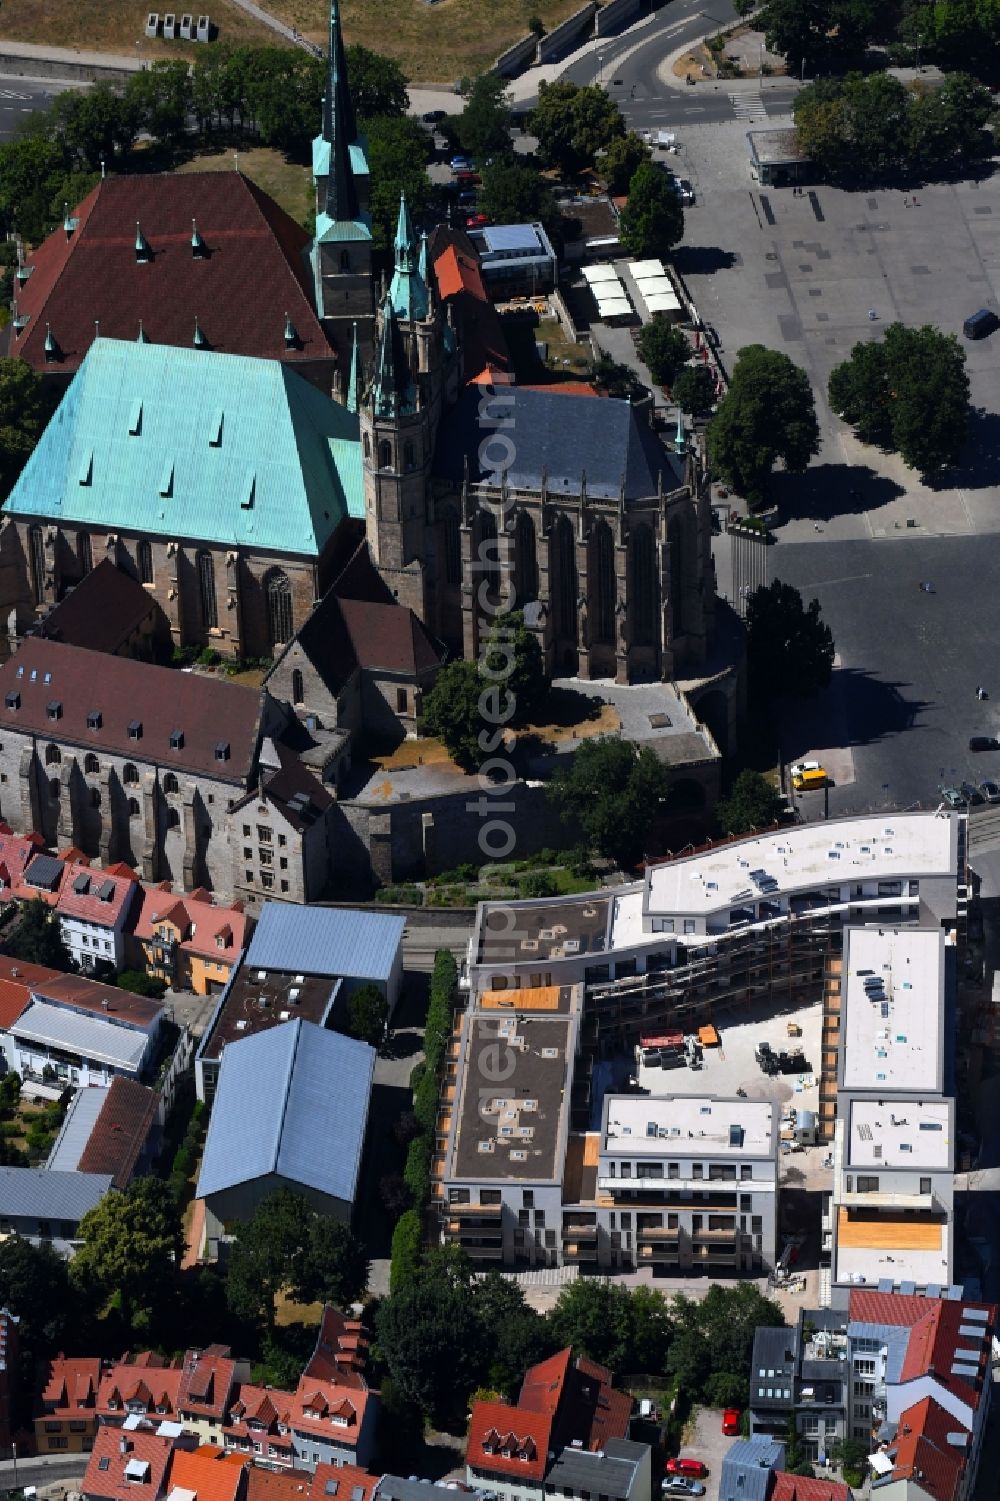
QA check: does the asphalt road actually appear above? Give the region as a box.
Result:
[0,1453,87,1493]
[0,77,77,139]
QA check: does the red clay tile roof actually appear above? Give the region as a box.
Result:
[0,953,61,1030]
[168,1444,249,1501]
[309,1464,377,1501]
[0,832,61,908]
[432,242,509,385]
[56,860,138,929]
[77,1077,158,1189]
[848,1290,938,1328]
[38,1355,102,1416]
[33,970,163,1029]
[132,887,248,960]
[301,1307,370,1390]
[769,1476,851,1501]
[34,560,164,655]
[246,1468,313,1501]
[290,1375,367,1441]
[899,1299,996,1406]
[98,1358,184,1419]
[518,1349,572,1414]
[521,382,604,397]
[83,1423,176,1501]
[516,1349,631,1452]
[338,597,446,677]
[0,638,265,785]
[467,1399,552,1481]
[13,173,334,375]
[883,1397,968,1501]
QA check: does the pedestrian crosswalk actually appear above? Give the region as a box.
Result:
[496,1264,579,1288]
[728,92,767,124]
[0,90,30,101]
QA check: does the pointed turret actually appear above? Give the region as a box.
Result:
[193,315,208,349]
[284,312,300,349]
[388,193,429,322]
[319,0,360,223]
[135,221,151,263]
[137,320,149,344]
[373,297,416,419]
[674,408,686,454]
[44,324,60,363]
[347,322,360,415]
[191,219,207,258]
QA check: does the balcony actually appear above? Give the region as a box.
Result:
[448,1202,502,1219]
[692,1227,738,1242]
[562,1223,598,1240]
[637,1225,680,1241]
[563,1241,600,1261]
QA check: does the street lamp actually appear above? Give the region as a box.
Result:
[597,52,604,87]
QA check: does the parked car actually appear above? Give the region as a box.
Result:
[423,109,447,124]
[980,780,1000,803]
[963,308,999,340]
[939,786,966,808]
[450,154,473,170]
[722,1409,741,1436]
[665,1460,708,1480]
[789,760,821,779]
[465,212,490,229]
[961,781,985,806]
[661,1482,705,1499]
[970,735,999,751]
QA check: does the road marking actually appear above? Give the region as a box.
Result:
[806,573,875,588]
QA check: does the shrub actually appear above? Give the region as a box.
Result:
[518,870,558,899]
[403,1132,432,1207]
[389,1209,423,1292]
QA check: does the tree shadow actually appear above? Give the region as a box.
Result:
[927,408,1000,492]
[769,461,905,523]
[536,683,606,727]
[777,665,931,764]
[672,245,740,276]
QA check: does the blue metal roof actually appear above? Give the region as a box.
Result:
[0,1166,113,1221]
[46,1084,109,1172]
[6,339,364,555]
[247,901,405,982]
[196,1018,374,1204]
[719,1439,785,1501]
[483,224,543,253]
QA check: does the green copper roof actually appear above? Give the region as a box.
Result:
[313,211,372,245]
[389,193,428,322]
[6,338,364,556]
[312,137,369,183]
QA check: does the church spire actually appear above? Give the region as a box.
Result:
[320,0,359,222]
[388,193,429,322]
[373,297,416,419]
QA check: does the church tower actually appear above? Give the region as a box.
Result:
[360,195,445,619]
[311,0,375,366]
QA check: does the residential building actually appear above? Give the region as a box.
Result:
[47,1078,160,1188]
[467,813,965,1029]
[81,1420,196,1501]
[718,1439,785,1501]
[222,1310,377,1473]
[132,887,248,998]
[0,1307,17,1451]
[176,1349,246,1444]
[167,1443,250,1501]
[592,1092,778,1274]
[749,1289,997,1489]
[2,338,362,660]
[35,1354,102,1454]
[197,1019,375,1255]
[0,952,61,1070]
[10,974,163,1088]
[0,636,334,904]
[244,1463,375,1501]
[25,559,173,663]
[98,1354,185,1424]
[428,227,510,386]
[829,926,955,1298]
[770,1481,849,1501]
[466,1350,643,1501]
[0,1166,112,1248]
[55,861,140,972]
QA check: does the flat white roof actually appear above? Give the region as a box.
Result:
[644,293,683,313]
[846,1097,952,1169]
[596,295,632,314]
[835,1219,952,1290]
[583,264,620,284]
[603,1093,775,1157]
[841,927,945,1094]
[629,259,665,277]
[638,813,956,923]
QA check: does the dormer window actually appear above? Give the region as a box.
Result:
[5,692,19,711]
[47,700,62,720]
[170,729,184,750]
[87,710,102,730]
[128,720,143,741]
[215,741,230,762]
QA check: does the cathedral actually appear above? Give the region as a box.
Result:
[1,0,718,691]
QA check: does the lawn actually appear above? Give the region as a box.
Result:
[175,147,312,227]
[0,0,276,55]
[265,0,587,83]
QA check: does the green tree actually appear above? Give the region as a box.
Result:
[0,132,69,239]
[601,130,651,194]
[908,73,993,170]
[756,0,879,70]
[745,579,835,700]
[71,1178,182,1327]
[246,49,327,153]
[619,161,684,259]
[637,315,691,386]
[0,359,49,497]
[292,1216,369,1308]
[0,1234,73,1347]
[375,1247,484,1423]
[115,970,167,999]
[389,1208,424,1291]
[482,609,547,722]
[548,1279,646,1374]
[588,354,645,402]
[346,982,388,1048]
[667,1285,785,1403]
[458,73,513,163]
[716,770,786,837]
[423,659,486,772]
[478,160,560,241]
[124,61,192,147]
[672,364,718,418]
[345,44,409,118]
[476,1272,551,1393]
[363,114,432,250]
[225,1188,313,1329]
[529,80,625,174]
[7,897,74,971]
[707,344,819,503]
[548,738,672,868]
[828,322,969,471]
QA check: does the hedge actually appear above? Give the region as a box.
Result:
[389,1209,423,1292]
[403,1131,432,1206]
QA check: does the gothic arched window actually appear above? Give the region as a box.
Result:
[266,571,293,650]
[138,539,153,585]
[198,550,218,630]
[28,526,45,604]
[292,668,304,705]
[45,744,61,766]
[77,531,93,576]
[631,526,658,648]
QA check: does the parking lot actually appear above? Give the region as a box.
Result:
[674,1407,732,1501]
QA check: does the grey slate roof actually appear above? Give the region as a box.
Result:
[13,999,151,1071]
[196,1017,374,1205]
[719,1439,785,1501]
[247,901,405,983]
[46,1084,110,1172]
[0,1166,113,1222]
[432,387,684,500]
[377,1481,460,1501]
[547,1439,648,1501]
